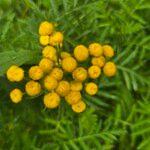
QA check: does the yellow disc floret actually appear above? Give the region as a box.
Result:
[89,43,103,57]
[72,67,87,82]
[85,82,98,95]
[50,68,63,81]
[25,80,41,96]
[56,80,70,96]
[44,75,58,91]
[6,65,24,82]
[60,51,71,59]
[88,65,101,79]
[10,88,23,103]
[29,66,43,80]
[39,21,54,36]
[65,91,81,105]
[70,81,83,91]
[39,35,49,46]
[91,56,105,68]
[72,100,86,113]
[43,92,60,109]
[103,62,117,77]
[103,45,114,58]
[74,45,89,62]
[62,57,77,72]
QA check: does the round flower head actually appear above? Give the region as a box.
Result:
[39,35,49,46]
[88,65,101,79]
[44,75,58,91]
[50,68,63,81]
[72,100,86,113]
[70,81,83,91]
[89,43,103,57]
[39,21,54,36]
[42,46,57,61]
[85,82,98,95]
[39,58,53,73]
[60,51,71,59]
[91,56,105,68]
[10,88,23,103]
[103,62,117,77]
[25,80,41,96]
[65,91,81,105]
[56,80,70,97]
[103,45,114,58]
[6,65,24,82]
[49,32,64,46]
[43,92,60,109]
[62,57,77,72]
[72,67,87,82]
[29,66,43,80]
[74,45,89,62]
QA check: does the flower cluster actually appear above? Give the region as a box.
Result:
[6,21,117,113]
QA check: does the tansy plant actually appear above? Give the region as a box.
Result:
[6,21,117,113]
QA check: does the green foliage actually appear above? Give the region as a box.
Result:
[0,0,150,149]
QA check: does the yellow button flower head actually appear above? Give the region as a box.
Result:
[103,45,114,58]
[43,92,60,109]
[25,80,41,96]
[103,62,117,77]
[50,68,63,81]
[62,57,77,72]
[39,21,54,36]
[74,45,89,62]
[42,46,57,61]
[39,58,53,73]
[72,67,87,82]
[89,43,103,57]
[29,66,43,80]
[88,65,101,79]
[91,56,105,68]
[39,35,49,46]
[60,51,71,59]
[10,88,23,103]
[49,32,64,46]
[44,75,58,91]
[65,91,81,105]
[70,81,83,91]
[85,82,98,95]
[72,100,86,113]
[56,80,70,96]
[6,65,24,82]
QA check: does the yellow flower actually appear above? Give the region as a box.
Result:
[85,82,98,95]
[60,51,71,59]
[39,58,53,73]
[43,92,60,109]
[50,68,63,81]
[29,66,43,80]
[88,65,101,79]
[6,65,24,82]
[39,21,54,36]
[42,46,57,61]
[49,32,64,46]
[103,62,117,77]
[10,88,23,103]
[44,75,58,91]
[74,45,89,61]
[91,56,105,68]
[65,91,81,105]
[56,80,70,96]
[89,43,103,57]
[70,81,83,91]
[72,100,86,113]
[62,57,77,72]
[25,80,41,96]
[39,35,49,46]
[72,67,87,82]
[103,45,114,58]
